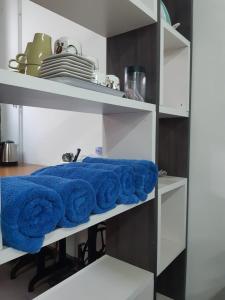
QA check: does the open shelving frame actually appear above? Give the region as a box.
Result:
[0,0,193,299]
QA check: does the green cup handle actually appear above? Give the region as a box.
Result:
[8,59,19,70]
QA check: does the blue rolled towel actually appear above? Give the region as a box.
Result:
[83,157,158,201]
[61,162,138,204]
[32,165,119,214]
[20,175,96,228]
[1,177,63,253]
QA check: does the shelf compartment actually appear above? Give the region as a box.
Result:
[160,21,191,113]
[0,192,154,265]
[157,177,187,275]
[159,106,189,118]
[31,0,157,37]
[34,255,154,300]
[0,70,156,115]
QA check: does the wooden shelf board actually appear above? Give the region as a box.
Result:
[0,191,155,265]
[163,21,190,51]
[34,255,154,300]
[158,176,187,195]
[159,106,189,118]
[0,70,155,115]
[0,164,42,177]
[158,238,185,275]
[31,0,157,37]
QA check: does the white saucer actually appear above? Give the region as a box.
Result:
[43,53,95,68]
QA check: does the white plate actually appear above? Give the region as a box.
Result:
[40,64,94,77]
[40,71,94,82]
[43,53,95,68]
[41,60,94,73]
[40,68,95,79]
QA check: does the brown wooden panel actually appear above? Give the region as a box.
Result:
[106,200,156,272]
[107,24,158,104]
[158,118,189,177]
[0,164,43,177]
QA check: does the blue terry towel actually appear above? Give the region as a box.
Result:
[1,177,63,253]
[32,165,120,214]
[20,175,96,228]
[83,157,158,201]
[62,162,138,204]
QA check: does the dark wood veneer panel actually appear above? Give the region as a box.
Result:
[159,118,189,177]
[107,24,158,104]
[106,200,155,272]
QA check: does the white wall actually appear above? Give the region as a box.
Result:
[20,0,106,165]
[186,1,225,299]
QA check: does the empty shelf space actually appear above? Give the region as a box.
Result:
[157,293,174,300]
[158,238,185,276]
[159,106,189,118]
[31,0,157,37]
[163,21,190,51]
[158,176,187,195]
[34,255,154,300]
[0,191,155,265]
[0,70,156,115]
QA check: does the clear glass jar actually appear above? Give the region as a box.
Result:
[124,66,146,102]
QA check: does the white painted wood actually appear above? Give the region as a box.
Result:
[157,179,187,275]
[157,292,174,300]
[0,70,156,115]
[160,21,190,112]
[34,255,154,300]
[103,112,156,161]
[31,0,157,37]
[0,192,154,265]
[158,176,187,195]
[159,106,189,118]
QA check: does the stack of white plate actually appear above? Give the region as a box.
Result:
[40,53,96,82]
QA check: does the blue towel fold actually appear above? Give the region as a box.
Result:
[20,175,96,228]
[83,157,158,201]
[32,165,120,214]
[1,177,63,253]
[61,162,138,204]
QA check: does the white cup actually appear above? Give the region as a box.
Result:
[54,36,82,55]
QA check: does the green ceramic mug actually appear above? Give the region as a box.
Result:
[27,33,52,65]
[25,64,41,77]
[8,42,33,74]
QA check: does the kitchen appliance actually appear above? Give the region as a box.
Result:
[0,141,18,166]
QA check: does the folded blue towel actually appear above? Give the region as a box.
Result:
[83,157,158,201]
[61,162,138,204]
[32,165,119,214]
[20,175,96,228]
[1,177,63,253]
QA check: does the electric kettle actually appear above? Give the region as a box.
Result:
[0,141,18,166]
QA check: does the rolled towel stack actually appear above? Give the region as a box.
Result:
[32,164,120,214]
[60,162,138,204]
[83,157,158,201]
[1,177,63,253]
[20,175,96,228]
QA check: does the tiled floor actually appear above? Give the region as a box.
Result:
[0,261,50,300]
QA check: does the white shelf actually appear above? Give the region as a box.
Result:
[163,21,190,51]
[157,293,174,300]
[34,255,154,300]
[158,176,187,195]
[160,21,191,113]
[159,106,189,118]
[157,178,187,275]
[0,70,155,115]
[31,0,157,37]
[0,192,154,265]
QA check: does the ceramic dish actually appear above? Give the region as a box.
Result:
[40,68,95,80]
[43,53,95,68]
[41,59,94,73]
[40,71,95,82]
[161,1,172,25]
[45,76,125,97]
[40,64,94,77]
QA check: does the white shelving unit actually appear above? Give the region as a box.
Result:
[160,21,190,117]
[0,192,154,265]
[34,255,154,300]
[31,0,157,37]
[157,177,187,275]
